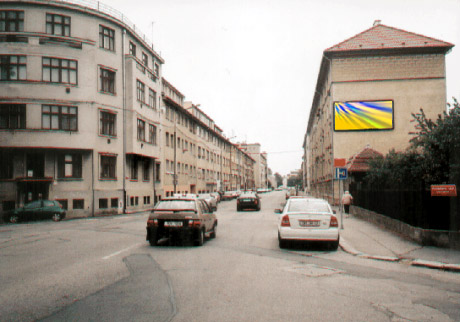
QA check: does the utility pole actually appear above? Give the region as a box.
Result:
[173,113,177,194]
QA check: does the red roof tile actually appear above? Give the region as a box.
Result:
[326,24,454,53]
[347,147,383,173]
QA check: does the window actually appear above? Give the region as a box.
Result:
[100,155,116,179]
[100,68,115,94]
[131,157,138,180]
[46,13,70,36]
[56,199,68,210]
[136,80,145,102]
[0,150,13,179]
[99,198,108,209]
[0,55,26,80]
[149,124,157,145]
[57,153,82,178]
[143,160,149,181]
[154,63,159,77]
[129,41,136,56]
[137,119,145,141]
[155,162,161,182]
[99,25,114,51]
[144,196,150,204]
[142,52,148,66]
[165,132,170,147]
[0,11,24,32]
[42,57,77,84]
[100,111,116,136]
[0,104,25,129]
[149,88,157,109]
[73,199,84,209]
[111,198,118,208]
[42,105,77,131]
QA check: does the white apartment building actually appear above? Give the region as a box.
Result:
[0,0,163,217]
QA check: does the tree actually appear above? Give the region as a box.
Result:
[274,172,283,187]
[364,98,460,188]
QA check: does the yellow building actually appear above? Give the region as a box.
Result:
[303,22,454,204]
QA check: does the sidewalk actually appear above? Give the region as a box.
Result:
[334,207,460,272]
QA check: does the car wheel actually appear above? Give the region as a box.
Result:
[9,214,19,224]
[329,238,339,251]
[278,232,287,249]
[195,229,204,246]
[52,213,62,222]
[210,224,217,238]
[237,206,241,212]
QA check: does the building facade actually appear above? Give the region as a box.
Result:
[303,22,454,204]
[0,0,258,219]
[238,143,268,189]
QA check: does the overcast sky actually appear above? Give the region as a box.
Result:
[104,0,460,176]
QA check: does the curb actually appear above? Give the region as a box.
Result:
[339,238,460,272]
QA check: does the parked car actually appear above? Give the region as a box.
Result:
[3,200,66,223]
[237,192,261,211]
[276,197,339,250]
[146,197,217,246]
[210,192,221,203]
[285,188,297,200]
[221,191,237,201]
[198,193,218,211]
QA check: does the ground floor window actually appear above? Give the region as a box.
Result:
[111,198,118,208]
[99,198,108,209]
[56,199,68,210]
[73,199,84,209]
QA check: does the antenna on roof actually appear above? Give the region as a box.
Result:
[373,20,382,26]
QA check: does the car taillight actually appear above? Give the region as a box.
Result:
[147,219,158,227]
[237,199,240,204]
[330,216,338,227]
[188,219,201,227]
[254,199,258,204]
[281,215,290,227]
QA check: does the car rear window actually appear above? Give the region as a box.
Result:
[155,200,196,211]
[287,199,330,213]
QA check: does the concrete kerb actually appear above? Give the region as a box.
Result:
[339,237,460,272]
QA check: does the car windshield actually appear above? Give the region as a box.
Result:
[154,200,196,211]
[199,194,211,199]
[240,193,255,198]
[287,199,330,213]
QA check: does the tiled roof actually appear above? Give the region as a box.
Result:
[347,146,383,173]
[326,24,454,53]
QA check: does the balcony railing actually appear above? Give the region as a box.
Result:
[17,0,156,52]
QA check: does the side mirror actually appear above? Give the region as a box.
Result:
[274,209,282,214]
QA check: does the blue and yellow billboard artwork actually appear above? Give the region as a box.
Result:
[334,100,394,131]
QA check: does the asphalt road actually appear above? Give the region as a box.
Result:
[1,191,459,321]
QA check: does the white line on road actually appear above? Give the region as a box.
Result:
[102,243,144,260]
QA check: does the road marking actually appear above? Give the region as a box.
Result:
[103,243,143,260]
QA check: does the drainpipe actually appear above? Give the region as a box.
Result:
[122,29,127,214]
[91,150,95,217]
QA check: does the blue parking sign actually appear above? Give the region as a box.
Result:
[335,167,348,180]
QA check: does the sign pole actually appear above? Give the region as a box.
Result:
[340,179,344,229]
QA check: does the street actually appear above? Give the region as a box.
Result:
[1,191,459,321]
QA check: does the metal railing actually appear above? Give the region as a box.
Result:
[25,0,155,51]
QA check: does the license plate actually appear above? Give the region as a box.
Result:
[164,221,183,227]
[242,199,252,202]
[299,220,320,227]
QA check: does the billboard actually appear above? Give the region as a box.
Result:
[334,100,394,131]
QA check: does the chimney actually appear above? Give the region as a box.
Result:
[373,20,382,26]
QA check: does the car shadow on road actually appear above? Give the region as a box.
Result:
[281,240,338,252]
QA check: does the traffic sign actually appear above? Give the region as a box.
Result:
[335,167,348,180]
